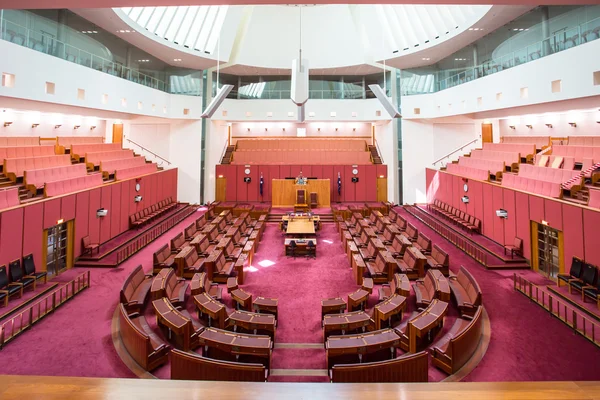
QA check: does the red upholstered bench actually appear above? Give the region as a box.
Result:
[0,187,20,210]
[44,173,103,197]
[120,265,153,313]
[448,267,482,317]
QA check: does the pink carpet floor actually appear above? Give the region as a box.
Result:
[0,207,600,383]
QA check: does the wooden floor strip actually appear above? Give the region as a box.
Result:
[274,343,324,349]
[270,369,329,376]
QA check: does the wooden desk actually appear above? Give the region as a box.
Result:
[408,299,449,353]
[321,297,347,319]
[228,310,276,339]
[347,241,359,267]
[231,288,253,311]
[199,327,272,369]
[242,240,254,268]
[326,328,401,369]
[372,294,407,330]
[234,253,247,285]
[272,179,331,207]
[253,297,279,320]
[430,269,451,302]
[152,298,201,352]
[193,292,227,329]
[348,289,370,312]
[323,311,372,340]
[352,254,366,285]
[397,274,411,297]
[286,220,316,235]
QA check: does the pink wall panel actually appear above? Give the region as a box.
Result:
[43,199,61,230]
[0,208,23,268]
[236,165,248,202]
[322,165,334,202]
[529,196,545,224]
[290,166,302,179]
[75,191,89,257]
[470,181,484,222]
[502,189,516,246]
[88,188,101,244]
[225,165,237,202]
[99,186,112,244]
[171,169,178,201]
[110,183,122,238]
[61,195,76,222]
[491,186,505,244]
[354,165,367,202]
[22,202,43,267]
[247,166,259,202]
[344,166,356,202]
[481,184,494,238]
[544,199,563,231]
[311,165,323,179]
[149,174,158,205]
[562,204,584,267]
[120,181,130,234]
[280,165,291,179]
[377,165,388,179]
[302,166,313,178]
[155,172,163,203]
[364,165,377,202]
[455,176,466,212]
[583,209,600,267]
[515,192,531,260]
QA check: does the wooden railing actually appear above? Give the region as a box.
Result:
[0,270,90,349]
[115,205,197,264]
[432,136,481,167]
[125,139,171,166]
[514,274,600,348]
[405,206,488,266]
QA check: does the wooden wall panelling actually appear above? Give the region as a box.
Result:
[110,183,122,238]
[481,184,494,238]
[503,189,517,246]
[88,188,101,244]
[0,208,24,268]
[43,199,61,230]
[99,186,112,244]
[491,185,505,244]
[247,166,259,202]
[22,202,43,269]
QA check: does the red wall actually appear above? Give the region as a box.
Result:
[0,168,178,270]
[216,164,387,203]
[426,168,599,266]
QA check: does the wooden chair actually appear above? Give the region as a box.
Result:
[82,236,99,256]
[503,237,522,258]
[310,192,318,209]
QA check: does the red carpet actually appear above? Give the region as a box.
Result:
[0,207,599,383]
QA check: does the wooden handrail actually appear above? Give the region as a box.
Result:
[125,139,171,166]
[432,136,481,166]
[374,139,384,164]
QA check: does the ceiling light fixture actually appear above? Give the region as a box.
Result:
[422,57,431,61]
[173,58,182,62]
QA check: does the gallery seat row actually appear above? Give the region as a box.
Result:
[0,254,47,307]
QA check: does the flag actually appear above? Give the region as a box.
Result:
[259,176,264,196]
[337,175,342,196]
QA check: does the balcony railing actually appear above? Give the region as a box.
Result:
[436,16,600,92]
[0,18,166,92]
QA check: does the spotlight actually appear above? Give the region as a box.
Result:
[90,126,97,131]
[569,122,577,127]
[74,125,81,130]
[54,124,62,129]
[509,125,516,129]
[31,123,40,128]
[525,124,532,129]
[545,123,553,128]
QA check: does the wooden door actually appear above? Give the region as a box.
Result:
[112,123,124,144]
[481,123,493,143]
[215,177,227,202]
[376,178,388,202]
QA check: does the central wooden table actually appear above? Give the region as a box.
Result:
[286,219,316,235]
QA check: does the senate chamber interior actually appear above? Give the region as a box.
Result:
[0,1,599,399]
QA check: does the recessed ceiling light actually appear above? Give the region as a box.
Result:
[173,59,182,62]
[422,57,431,61]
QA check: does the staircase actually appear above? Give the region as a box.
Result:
[221,145,235,164]
[368,145,382,164]
[18,186,32,201]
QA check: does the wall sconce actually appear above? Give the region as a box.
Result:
[247,128,250,132]
[509,125,516,129]
[90,126,96,131]
[317,128,321,132]
[264,128,268,132]
[525,124,532,129]
[74,125,81,130]
[3,122,12,127]
[31,123,40,128]
[545,123,553,128]
[569,122,577,127]
[54,124,62,129]
[282,128,286,132]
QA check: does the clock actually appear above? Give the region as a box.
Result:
[135,183,141,192]
[463,183,469,193]
[352,168,358,175]
[244,168,251,175]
